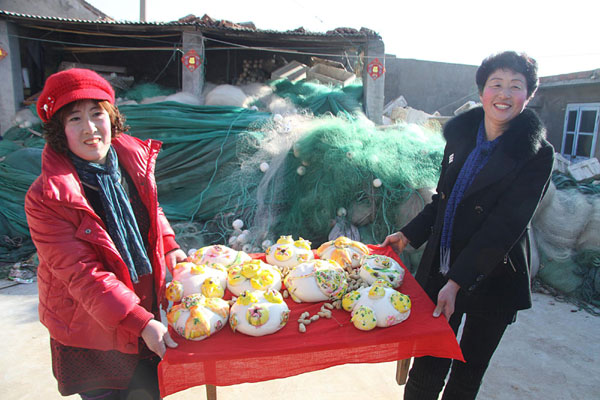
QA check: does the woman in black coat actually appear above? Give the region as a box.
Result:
[382,51,554,400]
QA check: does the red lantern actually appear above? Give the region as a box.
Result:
[182,49,202,72]
[367,58,385,80]
[0,47,7,62]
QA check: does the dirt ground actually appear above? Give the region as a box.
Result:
[1,280,598,400]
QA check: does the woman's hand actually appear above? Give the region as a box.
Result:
[433,280,460,320]
[380,231,410,255]
[141,319,178,359]
[165,249,187,274]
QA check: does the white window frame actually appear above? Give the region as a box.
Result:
[561,103,600,162]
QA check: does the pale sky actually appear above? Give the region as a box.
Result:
[86,0,600,78]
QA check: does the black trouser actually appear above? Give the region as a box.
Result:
[404,310,510,400]
[80,357,161,400]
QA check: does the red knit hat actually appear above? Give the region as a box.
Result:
[36,68,115,122]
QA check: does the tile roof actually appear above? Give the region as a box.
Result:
[0,10,380,39]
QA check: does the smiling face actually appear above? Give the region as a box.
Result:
[63,100,112,164]
[480,68,530,138]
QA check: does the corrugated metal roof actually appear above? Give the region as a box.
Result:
[0,9,187,25]
[0,10,380,39]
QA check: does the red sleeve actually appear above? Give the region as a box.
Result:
[119,305,154,336]
[25,184,142,331]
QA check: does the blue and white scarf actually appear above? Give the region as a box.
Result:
[70,146,152,283]
[439,121,502,275]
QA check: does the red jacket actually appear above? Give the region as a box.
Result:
[25,134,179,354]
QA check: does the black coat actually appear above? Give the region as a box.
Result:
[402,107,554,313]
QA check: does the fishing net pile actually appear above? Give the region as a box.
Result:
[0,123,45,262]
[531,173,600,308]
[262,79,364,118]
[219,114,444,270]
[0,80,442,272]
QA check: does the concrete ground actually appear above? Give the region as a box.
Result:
[1,281,599,400]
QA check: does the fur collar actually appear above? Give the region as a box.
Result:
[444,107,547,160]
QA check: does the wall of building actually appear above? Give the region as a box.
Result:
[0,21,23,135]
[384,57,479,116]
[530,83,600,160]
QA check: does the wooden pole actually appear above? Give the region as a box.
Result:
[396,358,411,385]
[206,384,217,400]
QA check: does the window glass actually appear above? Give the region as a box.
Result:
[563,105,599,161]
[579,110,597,133]
[567,110,578,132]
[576,134,593,158]
[564,133,574,155]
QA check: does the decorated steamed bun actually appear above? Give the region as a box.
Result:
[342,280,411,331]
[229,289,290,336]
[227,259,282,296]
[166,262,227,302]
[265,235,314,268]
[359,254,405,288]
[166,293,230,341]
[316,236,370,271]
[189,244,251,270]
[284,259,348,303]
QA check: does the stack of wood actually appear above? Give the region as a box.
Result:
[236,58,269,84]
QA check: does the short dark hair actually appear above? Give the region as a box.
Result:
[476,51,539,98]
[42,100,128,154]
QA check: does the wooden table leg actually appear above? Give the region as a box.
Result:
[206,384,217,400]
[396,358,411,385]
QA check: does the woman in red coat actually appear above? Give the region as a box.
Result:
[383,52,554,399]
[25,68,187,399]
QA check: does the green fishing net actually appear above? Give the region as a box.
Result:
[117,103,272,223]
[552,171,600,195]
[0,135,43,262]
[264,79,363,118]
[0,94,445,263]
[219,114,444,253]
[0,103,272,262]
[118,83,176,102]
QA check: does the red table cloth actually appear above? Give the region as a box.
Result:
[158,245,463,397]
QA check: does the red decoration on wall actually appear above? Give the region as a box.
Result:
[181,49,202,72]
[0,47,7,61]
[367,58,385,80]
